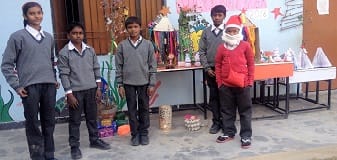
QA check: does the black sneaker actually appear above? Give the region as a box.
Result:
[90,139,111,150]
[70,147,82,160]
[216,135,234,143]
[131,135,140,146]
[241,137,252,149]
[140,135,149,145]
[209,124,221,134]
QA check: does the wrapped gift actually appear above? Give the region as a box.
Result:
[112,121,117,134]
[100,108,116,119]
[97,121,103,129]
[99,128,114,138]
[101,119,112,127]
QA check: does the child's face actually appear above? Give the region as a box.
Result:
[211,13,225,26]
[225,27,240,36]
[126,23,141,38]
[68,26,84,44]
[24,6,43,26]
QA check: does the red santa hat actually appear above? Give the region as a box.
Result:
[225,15,242,30]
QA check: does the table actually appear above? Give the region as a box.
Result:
[253,62,294,119]
[157,66,208,119]
[289,67,336,112]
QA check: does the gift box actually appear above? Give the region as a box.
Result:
[100,108,116,119]
[98,128,114,138]
[97,121,103,129]
[112,121,117,134]
[101,119,112,127]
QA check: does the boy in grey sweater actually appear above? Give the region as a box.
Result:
[57,22,110,160]
[115,16,157,146]
[199,5,227,134]
[1,2,59,160]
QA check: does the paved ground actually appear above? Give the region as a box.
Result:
[1,90,337,160]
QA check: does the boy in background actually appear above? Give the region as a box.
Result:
[199,5,227,134]
[115,16,157,146]
[57,22,110,159]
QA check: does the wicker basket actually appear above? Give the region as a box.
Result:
[184,115,201,131]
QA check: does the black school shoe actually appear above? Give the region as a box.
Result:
[241,137,252,149]
[140,135,149,145]
[70,147,82,159]
[216,135,234,143]
[209,124,221,134]
[90,139,111,150]
[131,135,140,146]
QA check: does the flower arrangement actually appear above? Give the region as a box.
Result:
[101,0,128,49]
[99,0,129,122]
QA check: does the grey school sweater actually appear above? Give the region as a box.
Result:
[115,38,156,87]
[198,26,224,71]
[1,29,57,90]
[57,44,101,92]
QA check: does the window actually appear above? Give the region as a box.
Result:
[51,0,165,55]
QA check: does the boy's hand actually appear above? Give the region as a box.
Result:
[16,87,28,98]
[118,86,125,98]
[207,69,216,77]
[55,82,60,89]
[66,93,79,109]
[147,86,155,97]
[96,89,102,103]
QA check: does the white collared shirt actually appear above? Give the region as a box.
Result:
[67,41,90,55]
[65,41,101,95]
[25,25,45,41]
[129,36,142,47]
[211,24,225,35]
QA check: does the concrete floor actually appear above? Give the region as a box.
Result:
[1,90,337,160]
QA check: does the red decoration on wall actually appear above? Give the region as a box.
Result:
[241,8,247,14]
[149,81,162,107]
[271,7,284,19]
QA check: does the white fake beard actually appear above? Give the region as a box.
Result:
[222,33,243,50]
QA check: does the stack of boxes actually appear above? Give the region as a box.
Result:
[97,102,117,138]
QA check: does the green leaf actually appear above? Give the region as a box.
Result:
[0,90,14,122]
[55,97,66,113]
[101,63,105,77]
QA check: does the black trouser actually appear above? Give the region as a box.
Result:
[205,71,221,127]
[22,84,56,160]
[124,84,150,137]
[68,88,98,148]
[219,85,252,138]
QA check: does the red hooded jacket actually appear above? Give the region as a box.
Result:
[215,41,255,88]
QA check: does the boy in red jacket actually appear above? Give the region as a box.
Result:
[215,15,255,149]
